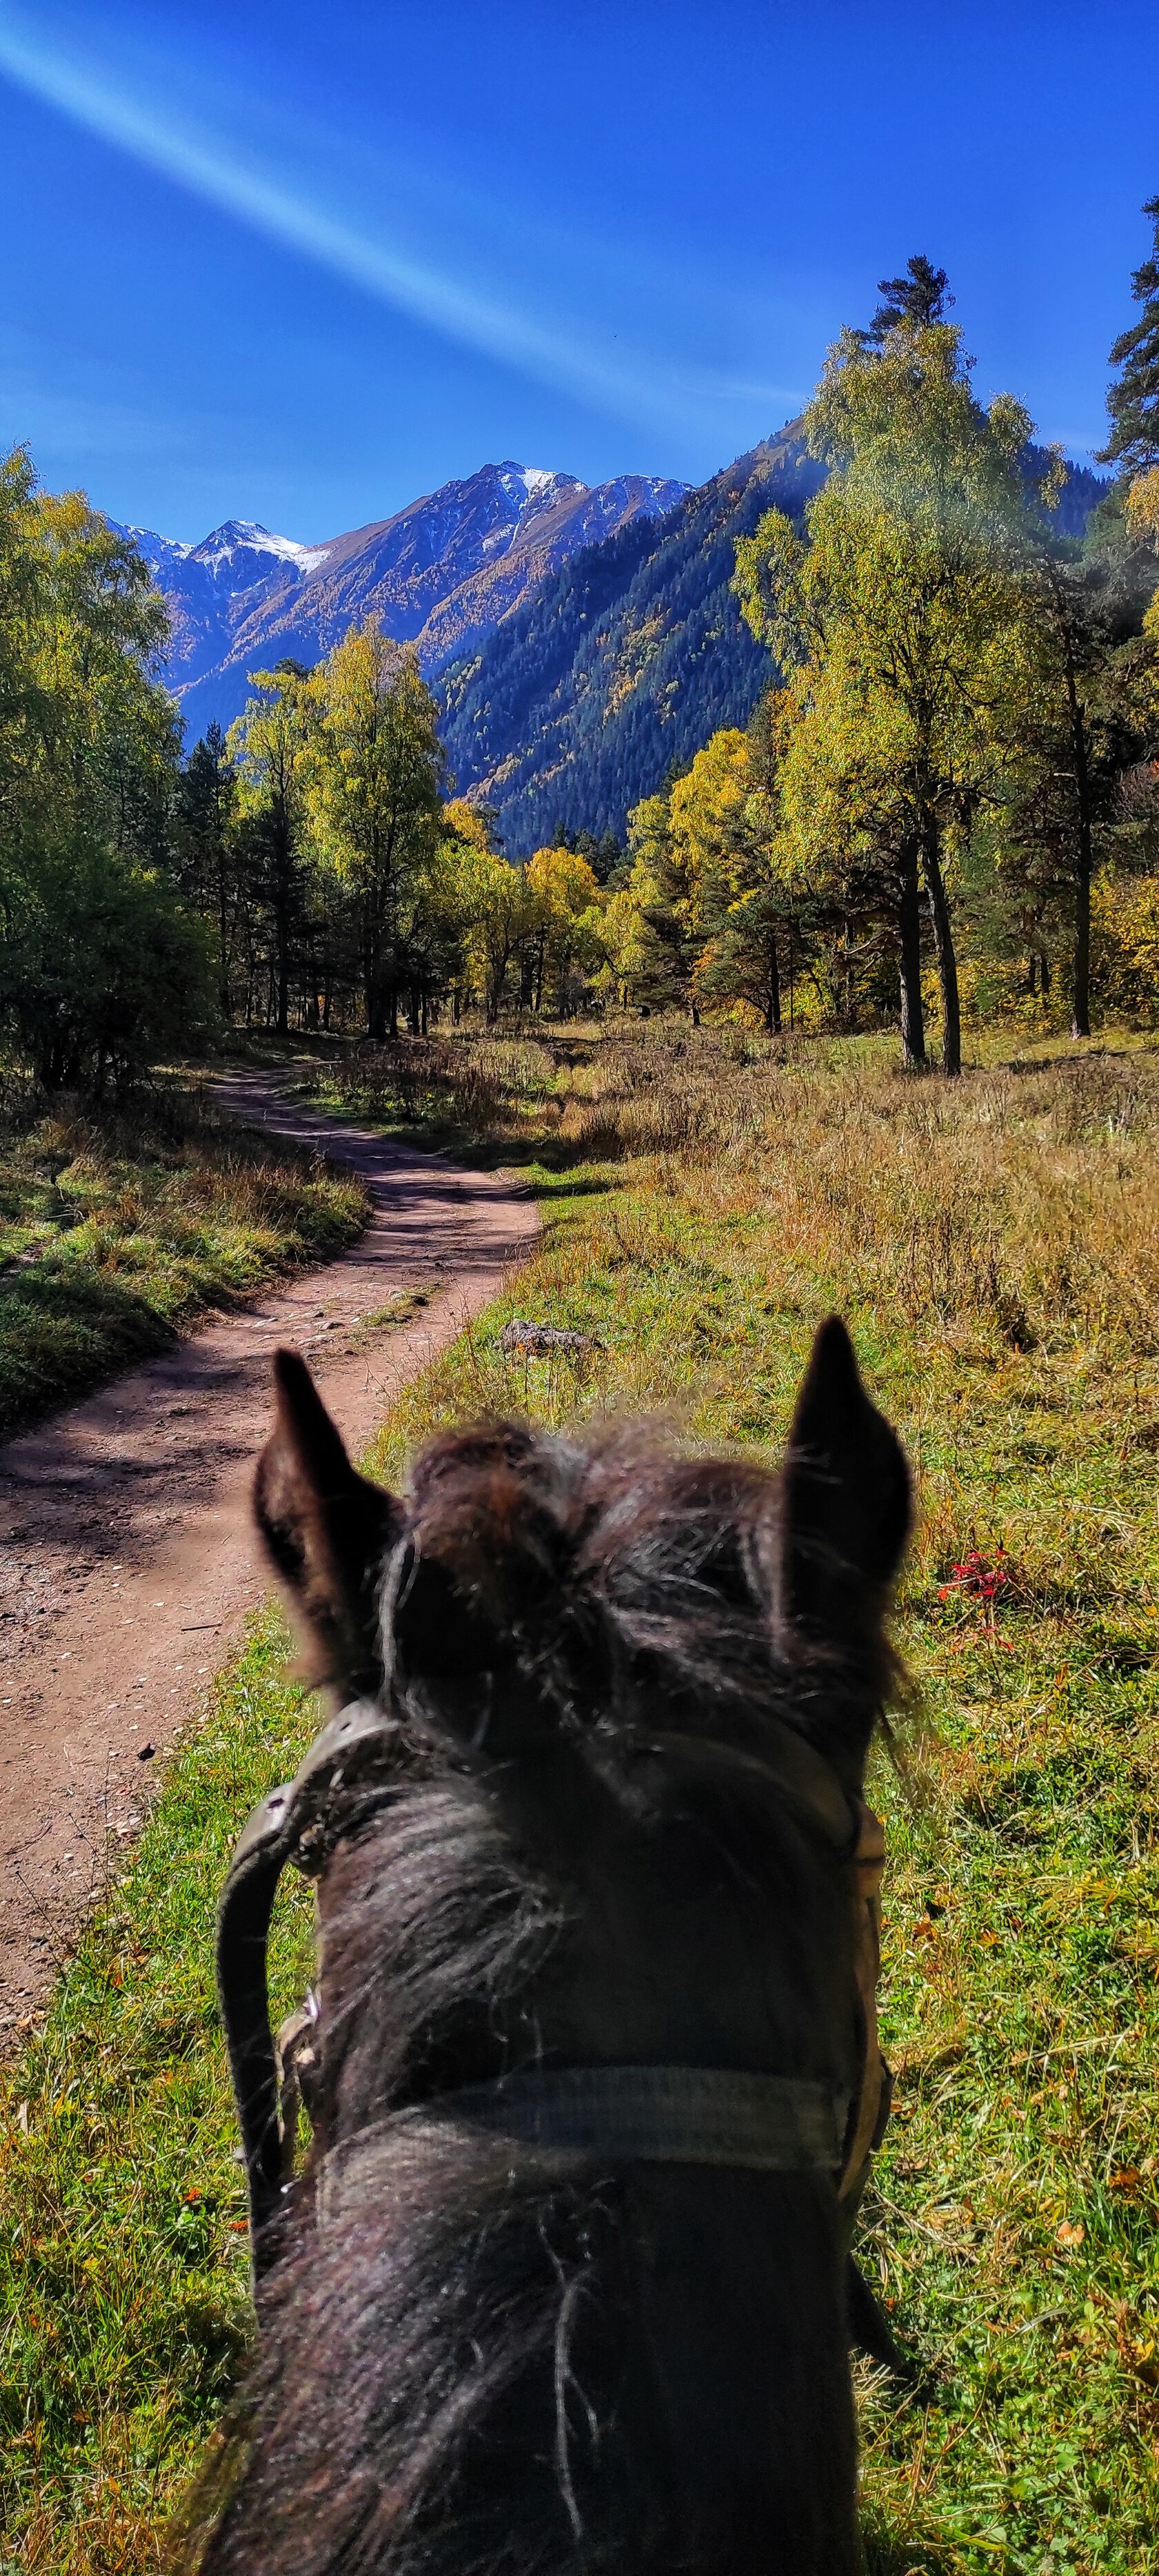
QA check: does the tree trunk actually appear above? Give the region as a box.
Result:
[920,816,961,1077]
[1058,600,1094,1039]
[269,810,293,1038]
[765,932,782,1034]
[1073,859,1091,1039]
[218,872,231,1019]
[1068,691,1093,1039]
[842,918,855,1028]
[898,838,926,1068]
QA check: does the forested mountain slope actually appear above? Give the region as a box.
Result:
[437,428,826,852]
[438,435,1109,854]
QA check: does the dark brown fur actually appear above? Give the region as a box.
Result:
[185,1319,910,2576]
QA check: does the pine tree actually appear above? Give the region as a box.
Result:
[228,662,313,1037]
[866,254,953,342]
[177,724,239,1015]
[1100,197,1159,475]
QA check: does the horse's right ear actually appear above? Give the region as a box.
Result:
[253,1349,400,1693]
[777,1316,911,1639]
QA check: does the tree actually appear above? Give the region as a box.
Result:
[229,664,313,1036]
[758,682,928,1054]
[613,791,707,1016]
[1100,196,1159,476]
[0,840,213,1089]
[455,840,537,1022]
[865,254,953,343]
[735,319,1029,1073]
[0,451,212,1087]
[525,844,603,1013]
[552,823,622,886]
[306,625,443,1040]
[987,522,1150,1036]
[177,724,240,1015]
[662,729,792,1032]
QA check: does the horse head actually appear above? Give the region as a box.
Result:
[198,1317,910,2576]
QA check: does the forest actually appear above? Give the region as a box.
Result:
[5,230,1159,1090]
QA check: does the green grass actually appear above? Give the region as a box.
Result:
[4,1022,1159,2570]
[0,1077,368,1439]
[0,1619,318,2576]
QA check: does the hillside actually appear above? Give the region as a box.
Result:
[437,428,825,852]
[438,435,1110,854]
[115,463,686,738]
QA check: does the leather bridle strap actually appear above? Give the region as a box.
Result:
[319,2063,851,2224]
[216,1699,398,2273]
[217,1700,891,2279]
[838,1802,891,2208]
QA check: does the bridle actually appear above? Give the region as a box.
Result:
[217,1697,892,2285]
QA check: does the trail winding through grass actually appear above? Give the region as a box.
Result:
[0,1066,537,2037]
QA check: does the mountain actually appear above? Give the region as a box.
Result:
[438,435,1113,856]
[116,462,687,739]
[437,427,825,854]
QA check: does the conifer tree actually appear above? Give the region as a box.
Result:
[177,723,239,1015]
[865,254,953,342]
[1100,197,1159,475]
[228,662,313,1038]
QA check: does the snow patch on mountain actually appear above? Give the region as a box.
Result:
[190,520,322,578]
[106,519,192,573]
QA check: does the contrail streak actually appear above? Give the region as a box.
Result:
[0,13,673,429]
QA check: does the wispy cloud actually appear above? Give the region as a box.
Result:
[0,10,686,432]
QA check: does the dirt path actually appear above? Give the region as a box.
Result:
[0,1070,537,2036]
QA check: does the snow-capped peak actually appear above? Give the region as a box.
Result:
[104,517,192,568]
[493,462,581,514]
[192,519,323,578]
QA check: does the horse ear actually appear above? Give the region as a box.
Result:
[253,1349,400,1693]
[777,1317,911,1635]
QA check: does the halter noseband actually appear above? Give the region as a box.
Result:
[216,1700,891,2283]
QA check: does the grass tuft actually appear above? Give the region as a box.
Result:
[0,1079,368,1438]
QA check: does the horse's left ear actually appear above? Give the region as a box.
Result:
[253,1349,401,1693]
[777,1316,911,1636]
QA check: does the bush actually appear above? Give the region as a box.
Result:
[0,841,217,1090]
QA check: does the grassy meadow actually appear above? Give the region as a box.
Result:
[3,1019,1159,2572]
[0,1074,368,1439]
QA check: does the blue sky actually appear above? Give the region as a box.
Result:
[1,0,1156,543]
